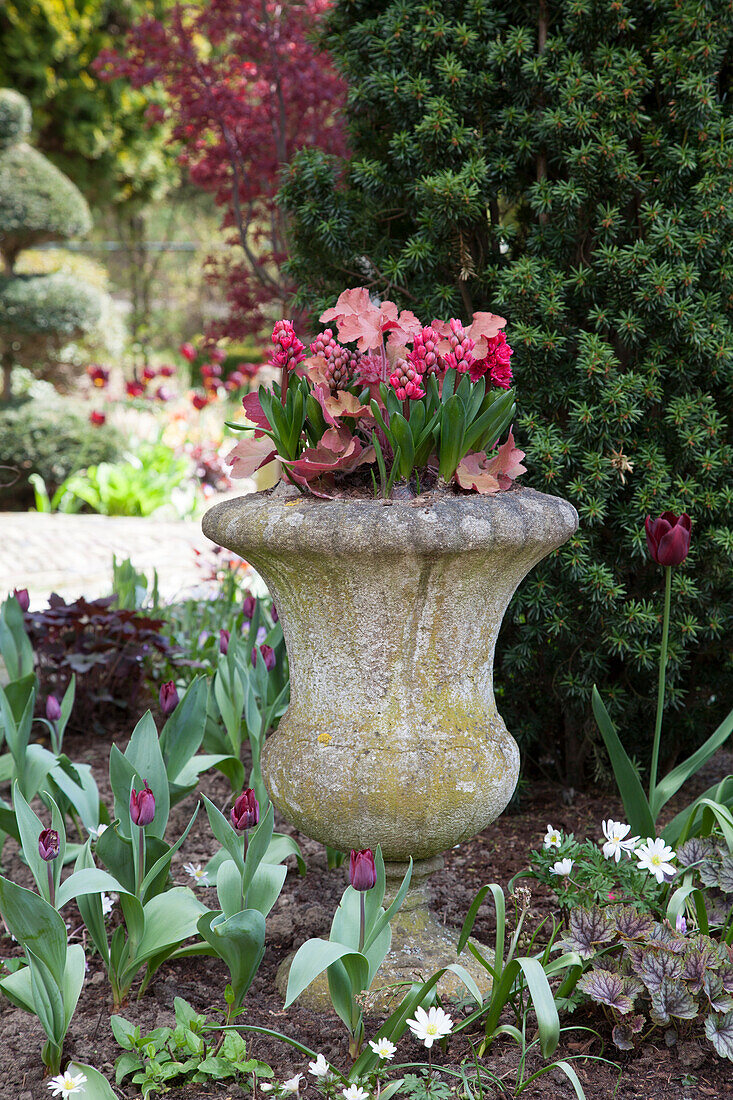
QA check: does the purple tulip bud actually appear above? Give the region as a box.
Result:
[251,643,276,671]
[159,680,179,717]
[38,828,60,862]
[130,780,156,827]
[231,789,259,831]
[645,512,691,567]
[242,594,257,620]
[45,695,62,723]
[349,848,377,891]
[13,588,29,612]
[271,604,279,623]
[219,629,230,655]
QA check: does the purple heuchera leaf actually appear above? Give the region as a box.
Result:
[611,1014,645,1051]
[704,973,733,1014]
[649,977,697,1025]
[631,948,683,995]
[577,968,638,1015]
[561,906,615,959]
[676,837,715,867]
[614,906,654,941]
[705,1011,733,1060]
[682,947,717,994]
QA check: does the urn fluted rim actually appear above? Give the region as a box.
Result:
[202,485,579,558]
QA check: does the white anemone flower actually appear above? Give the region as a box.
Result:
[183,862,211,887]
[601,820,639,863]
[46,1070,87,1097]
[406,1005,453,1048]
[308,1054,331,1079]
[101,893,114,918]
[635,837,676,884]
[368,1036,397,1059]
[550,858,574,877]
[281,1074,303,1095]
[342,1087,369,1100]
[543,824,562,849]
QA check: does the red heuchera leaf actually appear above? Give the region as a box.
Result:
[284,426,375,484]
[320,288,421,352]
[226,435,278,479]
[241,392,271,436]
[455,430,527,494]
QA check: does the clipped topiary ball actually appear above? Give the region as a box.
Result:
[0,144,92,263]
[0,89,32,150]
[0,272,104,343]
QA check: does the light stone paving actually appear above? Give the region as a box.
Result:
[0,509,227,609]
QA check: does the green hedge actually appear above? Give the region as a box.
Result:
[0,89,31,149]
[0,272,104,340]
[0,395,122,508]
[0,143,91,260]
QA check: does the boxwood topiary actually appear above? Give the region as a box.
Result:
[0,88,102,400]
[0,395,122,508]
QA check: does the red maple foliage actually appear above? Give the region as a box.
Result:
[96,0,346,342]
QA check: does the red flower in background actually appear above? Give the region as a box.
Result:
[180,342,197,363]
[89,411,106,426]
[87,365,110,388]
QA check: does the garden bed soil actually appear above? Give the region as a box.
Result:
[1,712,731,1100]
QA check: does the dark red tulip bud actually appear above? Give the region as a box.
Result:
[231,789,259,831]
[219,629,230,655]
[271,604,279,623]
[242,594,257,620]
[349,848,377,891]
[38,828,60,862]
[130,780,156,827]
[159,681,179,717]
[45,695,61,723]
[13,588,29,612]
[252,643,276,671]
[645,512,691,567]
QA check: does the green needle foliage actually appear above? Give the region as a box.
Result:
[280,0,733,782]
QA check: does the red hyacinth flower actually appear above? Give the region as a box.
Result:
[645,512,691,567]
[231,789,259,831]
[130,780,156,827]
[38,828,60,862]
[349,848,377,891]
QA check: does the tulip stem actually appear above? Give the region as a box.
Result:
[649,565,672,808]
[359,892,366,954]
[137,826,145,898]
[47,861,55,908]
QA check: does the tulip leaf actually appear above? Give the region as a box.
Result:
[197,909,266,1010]
[241,802,275,898]
[135,887,208,964]
[56,868,126,912]
[121,710,170,839]
[140,804,199,900]
[202,794,245,876]
[246,862,287,918]
[217,858,242,919]
[285,939,368,1008]
[159,676,208,784]
[66,1062,119,1100]
[13,783,64,902]
[49,758,100,832]
[653,704,733,816]
[592,686,655,837]
[0,877,67,985]
[0,597,34,681]
[27,947,65,1041]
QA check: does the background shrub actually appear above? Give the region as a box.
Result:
[0,394,122,508]
[279,0,733,784]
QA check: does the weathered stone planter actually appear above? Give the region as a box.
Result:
[203,486,578,1001]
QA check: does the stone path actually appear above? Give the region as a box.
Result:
[0,509,231,609]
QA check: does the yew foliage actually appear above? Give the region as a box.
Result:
[97,0,346,342]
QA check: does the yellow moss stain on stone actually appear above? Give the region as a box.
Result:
[317,732,332,745]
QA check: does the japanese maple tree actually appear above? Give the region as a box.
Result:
[96,0,346,342]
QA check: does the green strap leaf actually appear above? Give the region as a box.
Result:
[592,686,655,837]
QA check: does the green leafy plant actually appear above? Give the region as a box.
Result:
[81,711,208,1008]
[192,794,303,1022]
[593,514,732,846]
[452,882,583,1060]
[286,846,414,1058]
[112,996,274,1097]
[567,904,733,1059]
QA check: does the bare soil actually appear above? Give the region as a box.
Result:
[1,706,731,1100]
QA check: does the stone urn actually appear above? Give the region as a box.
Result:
[203,486,578,1000]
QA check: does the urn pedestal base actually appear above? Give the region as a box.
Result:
[276,857,492,1013]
